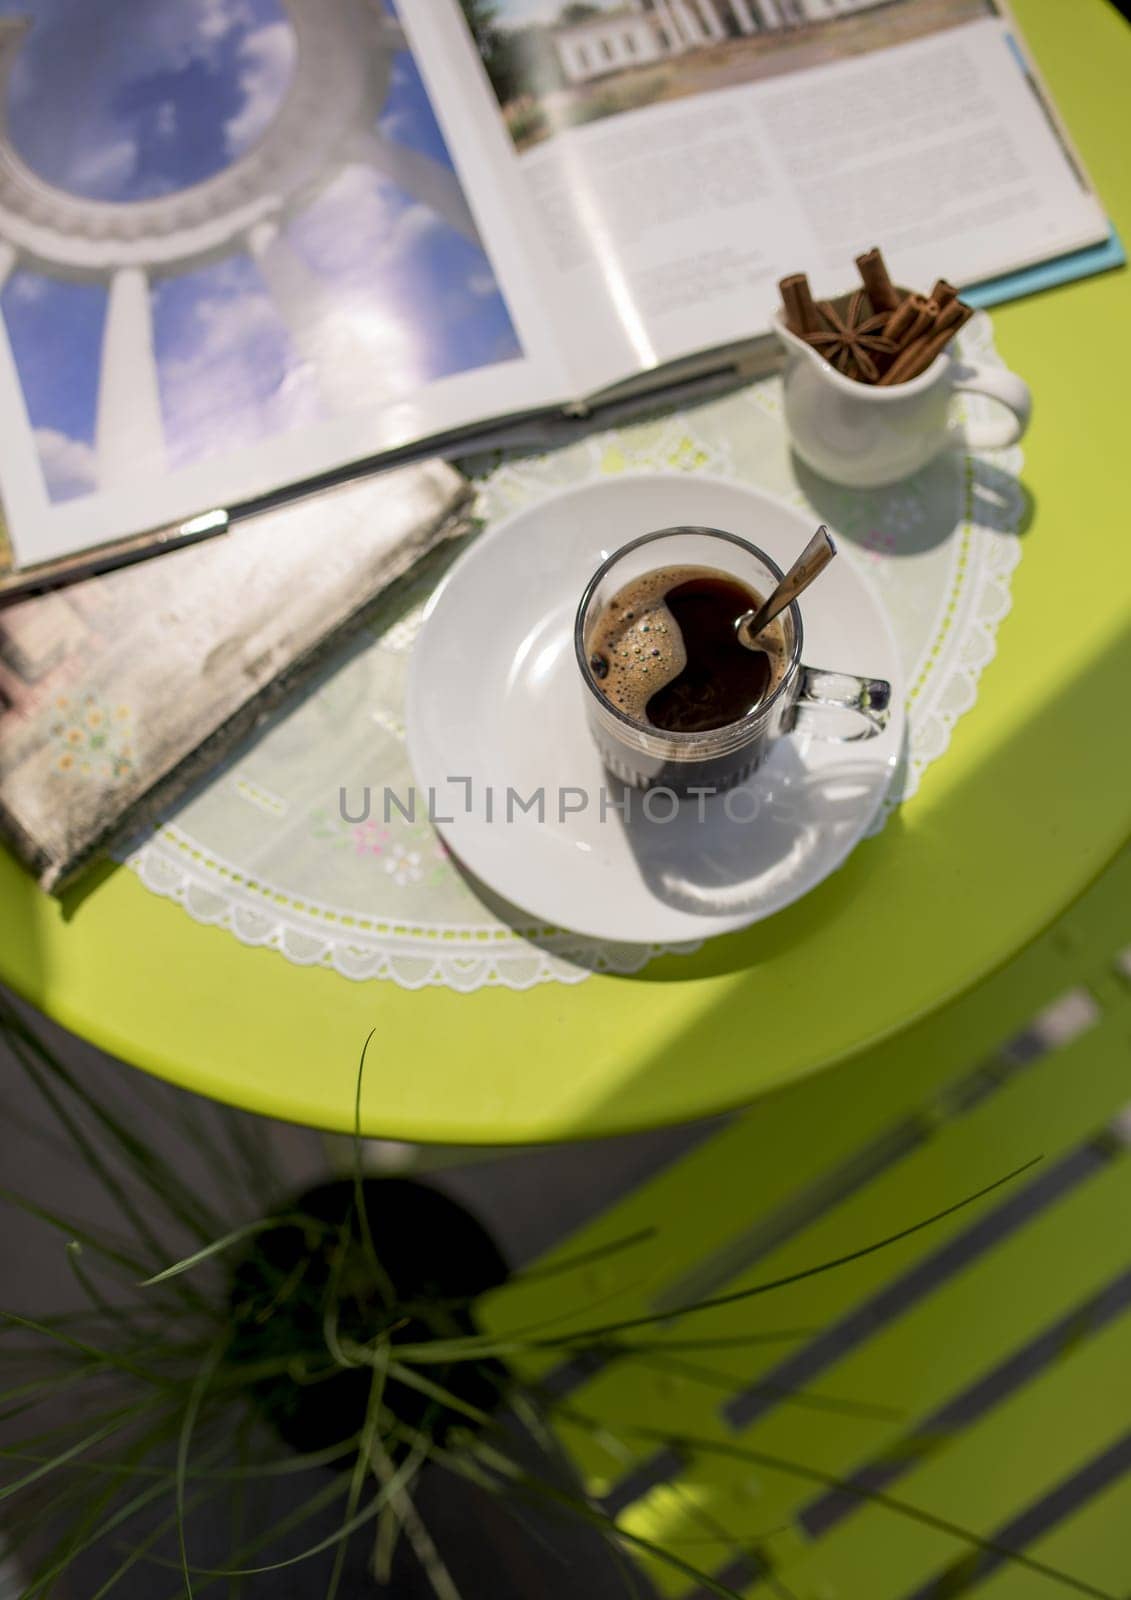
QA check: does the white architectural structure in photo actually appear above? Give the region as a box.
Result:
[0,0,481,500]
[555,0,893,84]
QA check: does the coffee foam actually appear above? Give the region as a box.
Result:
[586,567,686,722]
[587,565,789,726]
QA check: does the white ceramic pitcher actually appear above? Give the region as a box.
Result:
[771,308,1031,489]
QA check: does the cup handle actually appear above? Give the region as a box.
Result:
[791,667,892,742]
[949,361,1032,451]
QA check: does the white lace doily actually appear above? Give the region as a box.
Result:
[123,313,1023,990]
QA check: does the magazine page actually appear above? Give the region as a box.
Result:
[395,0,650,387]
[446,0,1110,396]
[0,0,574,572]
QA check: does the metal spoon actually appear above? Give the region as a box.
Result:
[736,524,837,648]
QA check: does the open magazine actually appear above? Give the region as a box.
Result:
[0,0,1117,577]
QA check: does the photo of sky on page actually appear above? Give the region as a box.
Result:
[0,0,528,572]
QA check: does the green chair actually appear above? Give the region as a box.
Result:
[487,844,1131,1599]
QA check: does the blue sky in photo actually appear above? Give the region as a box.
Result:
[380,42,456,168]
[0,271,105,500]
[1,0,295,201]
[0,0,521,501]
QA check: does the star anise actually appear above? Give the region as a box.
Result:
[805,290,898,383]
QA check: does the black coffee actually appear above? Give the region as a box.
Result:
[587,565,788,734]
[646,574,771,732]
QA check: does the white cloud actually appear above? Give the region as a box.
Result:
[467,269,499,297]
[224,21,298,157]
[121,0,252,78]
[207,257,259,296]
[67,137,137,195]
[162,284,291,386]
[35,428,97,500]
[8,275,47,305]
[377,108,413,142]
[157,278,324,463]
[294,166,445,286]
[376,199,445,271]
[197,0,254,45]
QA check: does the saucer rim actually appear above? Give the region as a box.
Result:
[406,472,904,944]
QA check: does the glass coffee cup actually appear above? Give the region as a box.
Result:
[574,526,891,794]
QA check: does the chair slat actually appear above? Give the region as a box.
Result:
[758,1310,1131,1600]
[970,1466,1131,1600]
[612,1151,1131,1579]
[542,988,1130,1501]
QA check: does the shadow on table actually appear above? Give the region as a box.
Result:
[56,852,122,920]
[0,844,50,1001]
[567,598,1131,1135]
[792,451,1035,557]
[609,746,898,928]
[456,805,908,986]
[453,719,911,984]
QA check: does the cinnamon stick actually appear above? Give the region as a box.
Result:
[932,297,968,335]
[855,247,900,312]
[878,302,974,385]
[929,278,959,311]
[884,292,935,346]
[779,273,821,334]
[882,295,917,344]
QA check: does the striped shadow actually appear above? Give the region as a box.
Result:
[799,1262,1131,1537]
[900,1427,1131,1600]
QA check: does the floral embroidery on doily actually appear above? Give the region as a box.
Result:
[305,806,453,888]
[383,844,423,886]
[352,819,391,858]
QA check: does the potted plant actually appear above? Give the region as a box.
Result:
[0,1004,1096,1599]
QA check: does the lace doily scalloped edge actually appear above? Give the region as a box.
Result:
[124,830,700,991]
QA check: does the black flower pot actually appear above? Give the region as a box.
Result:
[228,1177,510,1455]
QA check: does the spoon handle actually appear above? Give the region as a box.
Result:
[740,525,836,644]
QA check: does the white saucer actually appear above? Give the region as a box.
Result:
[406,475,903,944]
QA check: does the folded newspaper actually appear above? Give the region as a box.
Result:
[0,461,471,891]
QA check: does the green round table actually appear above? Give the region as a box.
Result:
[2,0,1128,1145]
